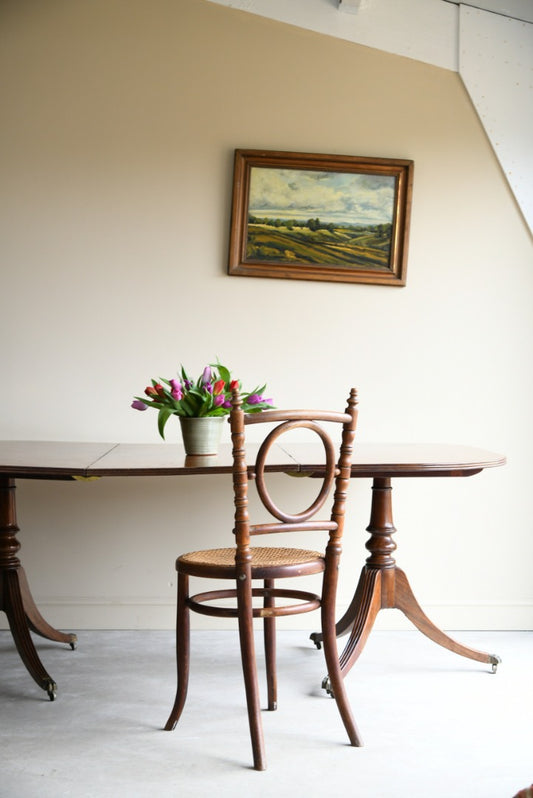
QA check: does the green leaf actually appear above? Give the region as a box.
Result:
[211,361,231,384]
[198,395,213,417]
[157,407,174,439]
[209,407,227,417]
[185,388,205,415]
[180,395,196,416]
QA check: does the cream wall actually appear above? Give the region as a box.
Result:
[1,0,532,631]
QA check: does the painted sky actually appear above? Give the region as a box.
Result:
[249,167,395,226]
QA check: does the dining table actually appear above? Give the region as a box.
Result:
[0,439,506,699]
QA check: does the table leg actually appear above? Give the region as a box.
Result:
[312,477,500,679]
[0,477,77,698]
[18,565,77,648]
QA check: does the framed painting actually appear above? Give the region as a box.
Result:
[227,149,414,286]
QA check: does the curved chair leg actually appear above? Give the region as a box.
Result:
[321,604,363,748]
[237,576,266,771]
[322,646,363,748]
[164,572,190,731]
[311,567,371,650]
[263,578,277,711]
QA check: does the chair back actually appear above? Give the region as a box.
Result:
[230,389,358,563]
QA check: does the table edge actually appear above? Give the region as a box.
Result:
[0,441,507,479]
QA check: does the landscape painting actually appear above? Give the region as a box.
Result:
[228,150,414,286]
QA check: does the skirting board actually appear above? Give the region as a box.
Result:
[1,598,531,631]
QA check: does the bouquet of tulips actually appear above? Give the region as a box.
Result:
[131,361,273,438]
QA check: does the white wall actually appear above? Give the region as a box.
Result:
[209,1,533,237]
[1,0,532,631]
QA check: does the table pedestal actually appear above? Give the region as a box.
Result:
[311,477,500,680]
[0,477,76,699]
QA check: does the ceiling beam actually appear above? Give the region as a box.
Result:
[442,0,533,24]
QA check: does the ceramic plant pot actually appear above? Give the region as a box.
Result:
[179,416,226,455]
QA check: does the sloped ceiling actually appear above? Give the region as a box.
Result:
[443,0,533,24]
[207,0,533,235]
[457,5,533,233]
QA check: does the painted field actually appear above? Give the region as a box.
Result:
[246,220,391,270]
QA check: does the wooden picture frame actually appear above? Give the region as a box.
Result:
[228,149,414,286]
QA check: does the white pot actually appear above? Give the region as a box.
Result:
[179,416,226,455]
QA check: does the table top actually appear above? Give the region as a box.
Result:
[0,440,506,480]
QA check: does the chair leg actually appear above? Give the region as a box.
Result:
[263,578,277,711]
[164,571,190,731]
[237,576,267,770]
[321,594,363,748]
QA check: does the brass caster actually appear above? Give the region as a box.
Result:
[46,680,58,701]
[490,655,501,674]
[321,675,334,698]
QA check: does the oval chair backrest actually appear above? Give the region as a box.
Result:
[229,389,358,550]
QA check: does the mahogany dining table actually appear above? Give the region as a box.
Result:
[0,440,506,699]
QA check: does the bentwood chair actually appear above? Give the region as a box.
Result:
[164,388,362,771]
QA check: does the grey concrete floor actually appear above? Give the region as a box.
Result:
[1,629,532,798]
